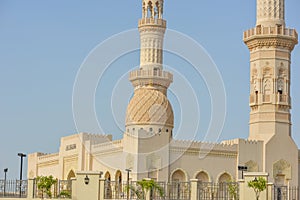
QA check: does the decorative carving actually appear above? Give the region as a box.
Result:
[273,159,291,180]
[146,153,161,169]
[245,160,259,172]
[29,170,35,179]
[278,68,286,77]
[126,154,134,169]
[277,78,284,92]
[263,67,272,76]
[126,88,174,127]
[263,78,272,94]
[244,37,297,51]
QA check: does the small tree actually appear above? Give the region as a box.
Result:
[59,190,71,199]
[227,181,238,200]
[126,179,164,200]
[248,177,267,200]
[36,175,57,199]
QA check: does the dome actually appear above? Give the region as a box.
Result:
[125,88,174,127]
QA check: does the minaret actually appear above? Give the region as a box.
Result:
[244,0,298,142]
[125,0,174,135]
[124,0,174,181]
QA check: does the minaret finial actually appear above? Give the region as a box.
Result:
[256,0,285,26]
[142,0,164,19]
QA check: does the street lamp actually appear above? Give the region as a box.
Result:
[17,153,26,198]
[99,171,103,178]
[125,169,131,200]
[238,165,248,179]
[84,175,90,185]
[4,168,8,196]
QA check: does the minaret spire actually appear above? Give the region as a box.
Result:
[139,0,166,71]
[244,0,298,142]
[256,0,285,26]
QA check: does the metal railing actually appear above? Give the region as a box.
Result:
[104,181,128,199]
[151,182,166,200]
[0,180,27,198]
[197,182,239,200]
[168,182,191,200]
[273,186,299,200]
[33,179,72,199]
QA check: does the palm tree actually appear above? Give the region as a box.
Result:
[126,179,164,200]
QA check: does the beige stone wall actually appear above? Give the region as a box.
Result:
[169,143,237,182]
[235,139,264,177]
[265,134,299,186]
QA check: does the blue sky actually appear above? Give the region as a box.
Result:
[0,0,300,179]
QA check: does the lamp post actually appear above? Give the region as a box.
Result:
[4,168,8,196]
[17,153,26,198]
[238,165,248,179]
[125,169,131,200]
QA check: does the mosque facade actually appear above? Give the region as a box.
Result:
[28,0,299,187]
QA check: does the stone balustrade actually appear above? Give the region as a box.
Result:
[244,26,298,40]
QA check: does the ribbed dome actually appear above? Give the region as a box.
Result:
[125,88,174,127]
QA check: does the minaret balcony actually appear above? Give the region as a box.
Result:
[129,69,173,88]
[243,26,298,40]
[138,18,166,28]
[249,94,290,106]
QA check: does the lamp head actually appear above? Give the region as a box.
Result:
[84,175,90,185]
[125,169,132,172]
[4,168,8,173]
[17,153,26,157]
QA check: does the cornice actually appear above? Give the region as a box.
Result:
[244,36,298,51]
[37,160,59,167]
[170,147,237,158]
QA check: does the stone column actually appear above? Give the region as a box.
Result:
[71,178,77,200]
[99,178,105,200]
[238,179,245,200]
[144,178,151,200]
[27,179,35,200]
[267,183,274,200]
[190,179,198,200]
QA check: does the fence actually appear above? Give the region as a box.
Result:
[197,182,239,200]
[273,186,299,200]
[33,179,72,199]
[0,180,27,198]
[104,181,143,199]
[104,181,190,200]
[150,182,166,200]
[168,182,191,200]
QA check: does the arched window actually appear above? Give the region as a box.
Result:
[115,170,122,196]
[218,172,231,183]
[105,172,111,181]
[195,171,209,182]
[171,169,186,182]
[67,170,76,180]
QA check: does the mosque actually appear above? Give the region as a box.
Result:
[27,0,299,187]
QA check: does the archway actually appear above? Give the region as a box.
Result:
[273,159,291,186]
[115,170,123,196]
[171,169,186,182]
[218,172,232,183]
[67,170,76,180]
[115,170,122,183]
[105,171,111,181]
[195,171,209,182]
